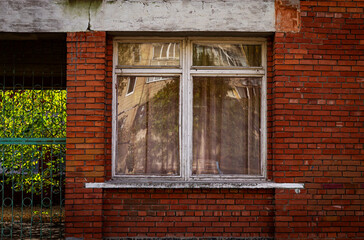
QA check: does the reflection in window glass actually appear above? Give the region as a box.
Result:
[118,43,180,66]
[193,77,261,175]
[126,77,136,95]
[116,76,180,175]
[153,43,179,60]
[193,44,261,67]
[146,77,172,83]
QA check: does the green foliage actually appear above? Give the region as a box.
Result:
[0,89,66,194]
[148,80,179,136]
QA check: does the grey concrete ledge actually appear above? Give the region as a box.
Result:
[85,181,304,189]
[0,0,275,33]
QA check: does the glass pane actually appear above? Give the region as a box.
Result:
[126,77,136,95]
[193,44,261,67]
[118,43,180,66]
[193,77,261,175]
[116,76,180,175]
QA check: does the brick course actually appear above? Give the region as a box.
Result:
[102,189,275,239]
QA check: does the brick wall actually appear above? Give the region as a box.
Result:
[102,189,275,238]
[273,0,364,239]
[65,1,363,239]
[66,32,107,240]
[96,35,277,239]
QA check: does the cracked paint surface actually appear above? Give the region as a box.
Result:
[0,0,275,32]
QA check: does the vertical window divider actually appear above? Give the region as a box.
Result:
[261,41,268,179]
[180,39,187,180]
[112,40,119,178]
[183,38,192,181]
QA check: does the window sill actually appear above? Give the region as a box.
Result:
[85,180,304,189]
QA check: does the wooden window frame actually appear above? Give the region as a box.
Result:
[112,37,267,184]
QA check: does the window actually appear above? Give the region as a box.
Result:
[125,77,136,96]
[113,38,267,183]
[152,43,179,61]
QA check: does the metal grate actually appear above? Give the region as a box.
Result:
[0,37,66,239]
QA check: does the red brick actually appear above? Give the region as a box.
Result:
[65,5,364,237]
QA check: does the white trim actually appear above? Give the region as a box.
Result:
[112,37,268,182]
[182,39,190,181]
[185,38,193,181]
[116,68,183,75]
[188,37,267,43]
[114,37,184,42]
[261,41,268,179]
[86,181,304,189]
[112,41,118,178]
[190,69,265,76]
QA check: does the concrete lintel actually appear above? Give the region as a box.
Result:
[85,181,304,189]
[0,0,275,33]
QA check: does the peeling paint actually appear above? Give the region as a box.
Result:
[85,181,304,189]
[275,0,301,32]
[0,0,275,32]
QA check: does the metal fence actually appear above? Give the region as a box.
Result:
[0,48,66,239]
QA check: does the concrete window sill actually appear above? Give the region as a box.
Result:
[85,181,304,189]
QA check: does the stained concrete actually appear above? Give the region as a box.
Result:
[0,0,275,32]
[85,181,304,189]
[275,0,301,32]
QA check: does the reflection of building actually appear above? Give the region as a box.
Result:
[118,43,180,66]
[193,44,261,67]
[117,76,179,175]
[117,43,181,175]
[153,43,179,62]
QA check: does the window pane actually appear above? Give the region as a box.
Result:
[126,77,136,95]
[193,44,261,67]
[118,43,180,66]
[193,77,261,175]
[116,76,180,175]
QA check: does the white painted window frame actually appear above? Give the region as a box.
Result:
[112,37,267,183]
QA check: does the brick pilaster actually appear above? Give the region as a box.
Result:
[66,31,107,240]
